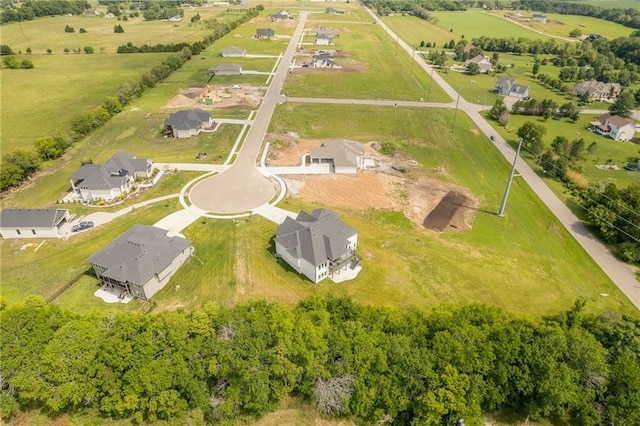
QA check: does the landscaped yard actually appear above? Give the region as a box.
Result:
[283,21,450,102]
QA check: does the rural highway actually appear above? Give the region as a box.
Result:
[367,7,640,309]
[189,12,309,213]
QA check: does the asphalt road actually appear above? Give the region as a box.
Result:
[367,7,640,309]
[189,13,309,213]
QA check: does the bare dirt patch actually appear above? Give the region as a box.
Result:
[165,84,262,110]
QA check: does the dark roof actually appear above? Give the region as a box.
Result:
[316,28,334,37]
[70,152,150,190]
[495,76,516,87]
[607,115,634,128]
[0,209,68,228]
[271,13,287,20]
[256,28,275,37]
[88,224,191,286]
[221,46,246,56]
[275,209,357,267]
[164,109,211,131]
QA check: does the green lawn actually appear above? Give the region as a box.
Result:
[283,21,451,102]
[491,112,640,188]
[487,10,636,40]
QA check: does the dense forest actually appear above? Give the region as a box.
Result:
[1,296,639,425]
[0,0,89,24]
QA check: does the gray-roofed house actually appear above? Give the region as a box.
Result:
[312,54,339,69]
[164,109,214,139]
[590,113,636,141]
[309,140,364,174]
[220,46,246,57]
[464,55,492,73]
[315,29,335,45]
[494,76,516,95]
[89,224,194,300]
[256,28,275,39]
[325,7,339,14]
[208,63,242,76]
[274,209,359,284]
[508,83,530,99]
[532,14,547,23]
[0,208,71,239]
[573,80,621,102]
[271,13,288,21]
[70,152,153,202]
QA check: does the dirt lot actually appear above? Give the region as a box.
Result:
[274,138,479,232]
[165,84,263,110]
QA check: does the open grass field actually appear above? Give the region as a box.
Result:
[431,10,552,41]
[574,0,640,8]
[283,21,450,102]
[489,11,636,40]
[490,112,640,188]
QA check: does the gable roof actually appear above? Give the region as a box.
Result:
[607,115,634,128]
[221,46,246,56]
[256,28,275,37]
[164,109,211,131]
[510,84,529,95]
[88,224,191,286]
[271,13,287,20]
[465,54,489,64]
[275,209,357,267]
[495,76,516,87]
[0,209,68,228]
[70,152,150,190]
[309,140,363,169]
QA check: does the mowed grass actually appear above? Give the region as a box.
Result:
[430,11,552,41]
[488,11,636,40]
[492,112,640,188]
[0,7,235,54]
[154,104,635,318]
[0,53,168,150]
[283,22,451,102]
[0,200,182,314]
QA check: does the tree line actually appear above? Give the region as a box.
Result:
[1,296,638,425]
[0,7,260,192]
[0,0,89,24]
[517,0,640,30]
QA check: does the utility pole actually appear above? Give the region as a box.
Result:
[410,47,415,75]
[497,138,523,218]
[426,66,434,101]
[451,92,460,131]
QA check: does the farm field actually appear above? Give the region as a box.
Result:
[491,11,636,40]
[283,21,450,102]
[490,113,640,188]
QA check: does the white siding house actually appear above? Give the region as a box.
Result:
[0,209,70,239]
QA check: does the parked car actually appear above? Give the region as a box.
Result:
[72,221,94,232]
[490,135,496,141]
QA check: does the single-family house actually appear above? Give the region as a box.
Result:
[168,15,182,22]
[220,46,246,57]
[89,224,194,301]
[256,28,275,39]
[84,8,101,16]
[573,80,621,101]
[315,33,334,45]
[464,55,492,73]
[274,209,359,284]
[326,7,338,14]
[279,9,291,17]
[509,84,530,99]
[208,63,242,76]
[165,109,214,139]
[590,113,636,141]
[494,76,516,95]
[309,140,364,174]
[532,14,547,23]
[0,209,71,239]
[70,152,153,202]
[312,54,339,68]
[271,13,288,21]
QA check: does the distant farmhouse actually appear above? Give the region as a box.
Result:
[164,109,214,139]
[589,113,636,141]
[493,77,530,99]
[274,209,360,284]
[309,140,364,174]
[70,153,153,202]
[220,46,246,57]
[531,14,547,23]
[573,80,621,102]
[256,28,275,39]
[89,224,194,301]
[0,208,71,239]
[464,55,492,73]
[208,63,242,76]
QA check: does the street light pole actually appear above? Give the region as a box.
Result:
[497,138,523,218]
[410,47,415,75]
[451,85,461,132]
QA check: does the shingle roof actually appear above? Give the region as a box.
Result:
[221,46,246,56]
[70,152,150,191]
[0,209,68,228]
[510,84,529,95]
[309,140,363,169]
[256,28,275,37]
[607,115,634,128]
[274,209,357,267]
[88,224,191,286]
[164,109,211,131]
[495,76,516,87]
